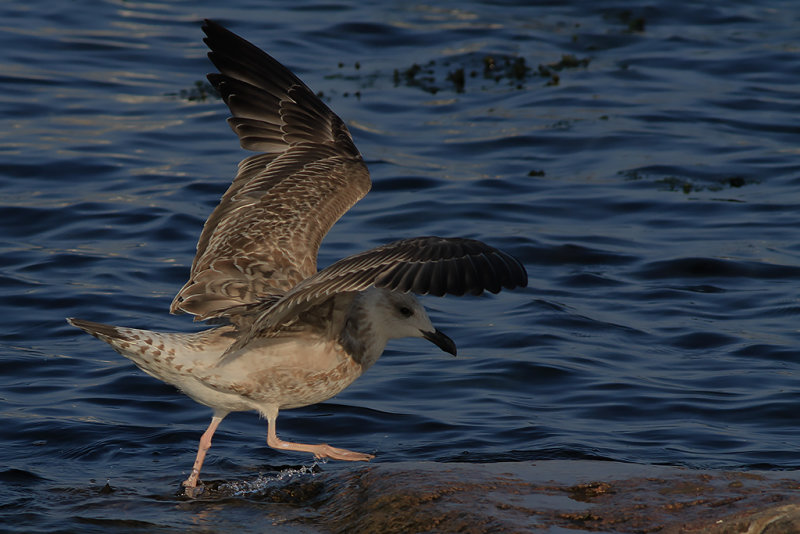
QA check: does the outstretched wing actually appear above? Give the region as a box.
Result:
[249,236,528,336]
[170,19,371,321]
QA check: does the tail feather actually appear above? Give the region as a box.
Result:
[68,316,196,387]
[67,315,251,415]
[66,317,236,381]
[67,317,153,367]
[67,317,128,343]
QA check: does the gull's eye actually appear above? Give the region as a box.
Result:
[399,306,413,318]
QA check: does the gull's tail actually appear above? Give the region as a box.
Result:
[66,317,235,384]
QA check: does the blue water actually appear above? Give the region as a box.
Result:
[2,1,800,531]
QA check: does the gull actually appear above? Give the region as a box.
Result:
[68,19,527,496]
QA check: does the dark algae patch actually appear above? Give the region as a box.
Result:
[621,169,759,195]
[391,52,590,94]
[169,80,220,102]
[174,51,589,100]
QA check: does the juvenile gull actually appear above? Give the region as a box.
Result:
[68,19,527,496]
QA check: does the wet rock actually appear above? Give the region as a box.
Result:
[308,461,800,533]
[696,504,800,534]
[181,460,800,533]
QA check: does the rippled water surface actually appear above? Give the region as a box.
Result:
[2,1,800,531]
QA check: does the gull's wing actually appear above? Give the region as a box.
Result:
[170,19,371,321]
[246,236,528,338]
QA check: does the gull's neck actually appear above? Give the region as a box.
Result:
[338,288,391,370]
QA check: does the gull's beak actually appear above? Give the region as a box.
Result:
[422,329,457,357]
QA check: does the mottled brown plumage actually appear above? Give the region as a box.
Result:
[68,19,527,497]
[170,21,370,321]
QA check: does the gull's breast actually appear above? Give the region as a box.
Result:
[199,336,365,410]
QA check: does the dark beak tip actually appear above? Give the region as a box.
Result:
[423,329,457,357]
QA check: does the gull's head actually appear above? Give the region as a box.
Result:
[366,288,457,356]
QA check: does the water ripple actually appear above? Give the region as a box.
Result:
[2,1,800,531]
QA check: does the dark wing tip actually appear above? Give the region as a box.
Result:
[487,247,529,292]
[372,236,528,297]
[202,19,235,41]
[200,19,362,159]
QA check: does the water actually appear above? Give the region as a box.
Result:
[2,1,800,531]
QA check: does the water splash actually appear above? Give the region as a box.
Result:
[214,459,326,497]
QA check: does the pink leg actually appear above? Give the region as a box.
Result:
[182,414,225,495]
[265,408,374,462]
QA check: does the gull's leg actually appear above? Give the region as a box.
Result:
[182,413,226,496]
[264,408,374,462]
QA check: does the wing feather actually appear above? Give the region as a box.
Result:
[170,20,371,321]
[242,236,528,340]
